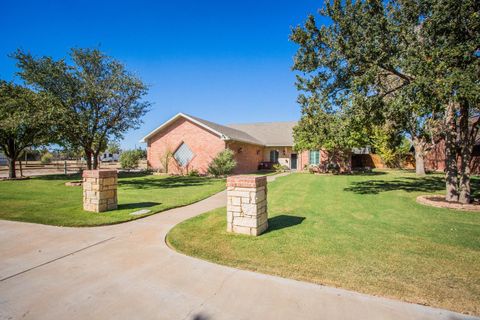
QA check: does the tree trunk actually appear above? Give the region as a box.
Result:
[18,159,23,177]
[93,151,99,170]
[445,101,459,202]
[85,149,93,170]
[7,158,16,179]
[458,101,472,204]
[413,138,426,176]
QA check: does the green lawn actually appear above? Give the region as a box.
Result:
[167,171,480,315]
[0,173,225,226]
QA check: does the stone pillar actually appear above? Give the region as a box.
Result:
[226,175,268,236]
[82,170,118,212]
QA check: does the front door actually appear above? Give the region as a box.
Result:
[290,153,298,170]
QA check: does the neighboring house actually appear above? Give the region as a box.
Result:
[141,113,326,174]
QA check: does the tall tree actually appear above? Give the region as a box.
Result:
[291,0,478,202]
[0,81,56,178]
[14,48,150,170]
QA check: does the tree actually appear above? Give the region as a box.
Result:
[14,48,150,170]
[294,105,365,171]
[159,149,174,173]
[119,149,142,170]
[207,149,236,177]
[107,141,121,155]
[0,81,56,178]
[291,0,479,202]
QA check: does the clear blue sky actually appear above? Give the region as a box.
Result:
[1,0,324,149]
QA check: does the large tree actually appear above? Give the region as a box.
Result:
[14,48,150,170]
[291,0,478,202]
[0,81,56,178]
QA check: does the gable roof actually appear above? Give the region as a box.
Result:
[141,113,297,146]
[227,121,297,146]
[141,113,264,145]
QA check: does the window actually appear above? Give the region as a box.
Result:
[270,150,279,163]
[174,142,194,167]
[309,150,320,165]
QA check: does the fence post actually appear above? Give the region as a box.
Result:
[64,160,67,175]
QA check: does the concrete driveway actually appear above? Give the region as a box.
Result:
[0,187,477,320]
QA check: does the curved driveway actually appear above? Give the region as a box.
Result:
[0,174,477,320]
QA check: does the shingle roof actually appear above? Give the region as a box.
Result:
[141,113,297,147]
[227,121,297,146]
[185,114,264,145]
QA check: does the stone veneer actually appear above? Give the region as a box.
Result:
[82,170,118,212]
[226,175,268,236]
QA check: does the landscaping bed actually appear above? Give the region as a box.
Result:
[167,171,480,315]
[0,173,225,226]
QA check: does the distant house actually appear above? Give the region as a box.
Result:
[141,113,329,174]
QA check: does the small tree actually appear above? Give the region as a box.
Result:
[159,149,174,173]
[207,149,236,177]
[107,141,121,155]
[0,81,56,178]
[119,149,142,170]
[15,48,150,170]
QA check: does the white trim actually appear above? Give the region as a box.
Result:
[140,112,229,143]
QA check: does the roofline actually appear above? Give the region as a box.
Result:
[140,113,229,143]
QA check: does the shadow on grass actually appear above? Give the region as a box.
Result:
[344,176,445,194]
[117,201,160,210]
[349,171,388,176]
[266,215,305,233]
[119,176,218,190]
[33,173,81,181]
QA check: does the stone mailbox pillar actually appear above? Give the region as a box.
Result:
[82,170,118,212]
[226,175,268,236]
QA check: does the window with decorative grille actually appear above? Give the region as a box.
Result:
[174,142,194,167]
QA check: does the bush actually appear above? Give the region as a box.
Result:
[188,169,200,177]
[327,162,340,174]
[119,150,142,170]
[41,152,53,164]
[207,149,236,177]
[273,163,289,172]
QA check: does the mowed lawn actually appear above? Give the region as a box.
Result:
[167,171,480,315]
[0,173,225,226]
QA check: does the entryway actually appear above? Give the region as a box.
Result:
[290,153,298,170]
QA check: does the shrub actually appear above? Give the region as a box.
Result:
[327,162,340,174]
[188,169,200,177]
[273,163,289,172]
[120,150,142,170]
[207,149,236,177]
[41,152,53,164]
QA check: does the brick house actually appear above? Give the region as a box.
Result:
[142,113,327,174]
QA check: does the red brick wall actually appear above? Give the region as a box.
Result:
[227,141,264,174]
[146,118,225,174]
[425,139,446,172]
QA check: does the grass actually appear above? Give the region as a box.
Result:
[0,172,225,226]
[167,170,480,315]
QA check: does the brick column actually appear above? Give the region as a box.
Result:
[226,175,268,236]
[82,170,118,212]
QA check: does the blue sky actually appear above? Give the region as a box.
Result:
[1,0,324,149]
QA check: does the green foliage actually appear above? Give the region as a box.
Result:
[119,149,143,170]
[0,81,58,177]
[188,169,200,177]
[40,152,53,164]
[14,48,151,169]
[107,141,121,155]
[371,126,412,168]
[207,149,236,177]
[273,163,288,172]
[290,0,479,185]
